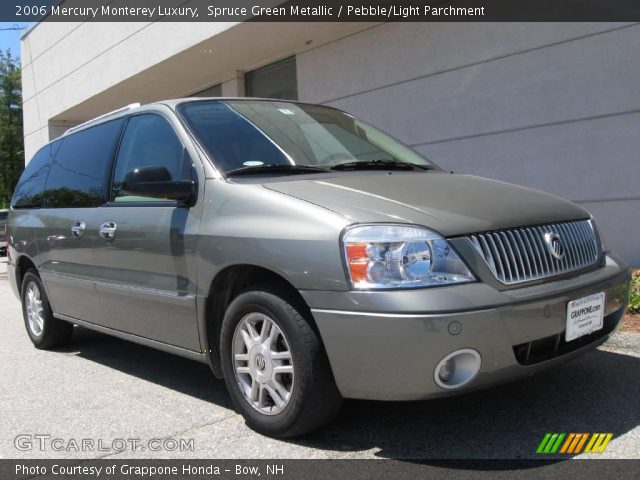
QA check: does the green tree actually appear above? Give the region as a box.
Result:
[0,49,24,208]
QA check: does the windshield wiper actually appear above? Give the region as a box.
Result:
[226,164,329,177]
[329,159,433,171]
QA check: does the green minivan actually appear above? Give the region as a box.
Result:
[7,99,631,437]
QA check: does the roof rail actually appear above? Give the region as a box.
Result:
[63,103,141,136]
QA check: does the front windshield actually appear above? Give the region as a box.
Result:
[178,100,435,174]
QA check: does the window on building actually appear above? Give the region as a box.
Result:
[111,114,189,203]
[42,119,124,208]
[191,84,222,97]
[245,56,298,100]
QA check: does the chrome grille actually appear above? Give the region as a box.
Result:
[469,220,599,285]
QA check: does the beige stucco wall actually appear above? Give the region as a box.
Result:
[21,21,375,161]
[297,22,640,265]
[21,21,639,265]
[21,21,241,160]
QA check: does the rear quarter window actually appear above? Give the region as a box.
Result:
[11,143,55,209]
[42,118,124,208]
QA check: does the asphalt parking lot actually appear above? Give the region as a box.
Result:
[1,257,639,460]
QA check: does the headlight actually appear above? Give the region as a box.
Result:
[342,224,475,289]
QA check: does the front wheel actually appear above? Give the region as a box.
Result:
[21,270,73,349]
[220,288,342,437]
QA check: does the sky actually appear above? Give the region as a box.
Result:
[0,22,33,58]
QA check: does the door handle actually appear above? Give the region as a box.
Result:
[99,221,117,240]
[71,221,86,238]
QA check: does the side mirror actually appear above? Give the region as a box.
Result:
[121,166,195,203]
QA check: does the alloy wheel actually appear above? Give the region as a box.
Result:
[232,312,294,415]
[25,281,44,337]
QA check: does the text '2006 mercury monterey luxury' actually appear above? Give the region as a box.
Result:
[6,99,631,437]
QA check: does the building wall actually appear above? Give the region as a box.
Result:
[21,21,639,265]
[20,20,374,160]
[298,22,640,266]
[20,21,242,160]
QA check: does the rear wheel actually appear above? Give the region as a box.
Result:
[220,287,342,437]
[21,270,73,349]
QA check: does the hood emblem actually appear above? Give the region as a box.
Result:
[544,232,565,260]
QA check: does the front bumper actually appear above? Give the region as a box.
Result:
[303,254,630,400]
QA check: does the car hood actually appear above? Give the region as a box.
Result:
[263,171,589,237]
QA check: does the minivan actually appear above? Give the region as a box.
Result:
[7,99,630,437]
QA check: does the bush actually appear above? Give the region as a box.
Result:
[629,270,640,314]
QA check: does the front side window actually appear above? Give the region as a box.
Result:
[112,114,189,203]
[42,119,123,208]
[178,100,434,175]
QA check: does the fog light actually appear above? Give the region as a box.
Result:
[434,349,481,390]
[438,357,456,383]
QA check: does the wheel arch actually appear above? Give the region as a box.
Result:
[15,255,37,298]
[203,264,319,378]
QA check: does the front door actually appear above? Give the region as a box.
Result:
[92,113,202,351]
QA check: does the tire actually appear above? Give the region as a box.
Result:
[21,270,73,349]
[220,286,343,437]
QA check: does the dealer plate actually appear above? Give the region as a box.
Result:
[565,292,605,342]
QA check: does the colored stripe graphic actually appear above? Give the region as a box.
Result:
[559,433,575,454]
[567,433,588,453]
[538,433,614,454]
[584,433,613,454]
[537,433,552,454]
[537,433,565,454]
[548,433,565,453]
[573,433,589,453]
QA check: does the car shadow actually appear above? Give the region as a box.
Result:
[63,327,640,460]
[296,347,640,460]
[61,326,233,409]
